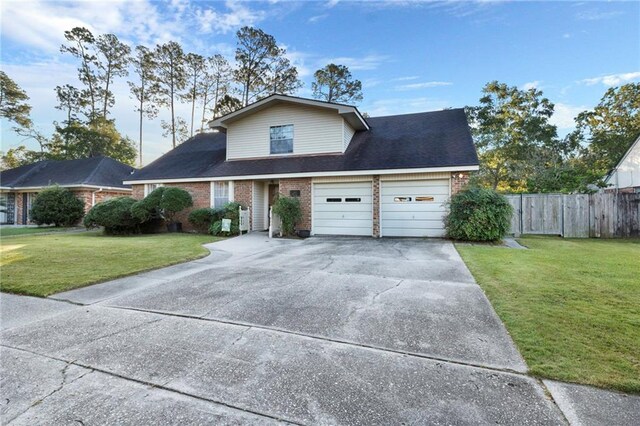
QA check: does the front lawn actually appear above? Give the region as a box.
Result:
[457,237,640,394]
[1,232,220,297]
[0,226,80,237]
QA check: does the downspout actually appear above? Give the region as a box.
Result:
[91,188,103,207]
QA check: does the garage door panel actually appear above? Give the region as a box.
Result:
[387,228,445,238]
[382,211,445,220]
[313,182,372,236]
[381,195,448,204]
[315,195,373,204]
[381,179,448,238]
[314,211,373,220]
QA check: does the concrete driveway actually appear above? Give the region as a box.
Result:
[2,234,567,424]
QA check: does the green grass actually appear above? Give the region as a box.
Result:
[0,226,80,237]
[1,232,220,297]
[456,236,640,394]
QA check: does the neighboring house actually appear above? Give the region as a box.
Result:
[0,156,135,225]
[125,94,479,237]
[604,134,640,193]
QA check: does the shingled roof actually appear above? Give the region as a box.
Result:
[1,156,135,189]
[128,108,478,182]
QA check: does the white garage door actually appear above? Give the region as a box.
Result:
[381,179,449,237]
[313,181,373,236]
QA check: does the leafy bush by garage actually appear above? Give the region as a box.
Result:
[83,197,140,234]
[29,186,85,226]
[209,202,242,236]
[188,208,225,233]
[445,188,512,242]
[272,196,302,237]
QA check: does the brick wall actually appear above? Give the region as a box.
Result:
[74,189,131,215]
[372,175,380,238]
[132,184,145,200]
[278,177,312,231]
[451,172,471,195]
[15,192,26,225]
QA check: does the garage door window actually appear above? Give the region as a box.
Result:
[394,196,411,202]
[416,196,435,202]
[345,198,361,202]
[326,198,341,202]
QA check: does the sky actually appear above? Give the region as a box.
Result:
[1,0,639,165]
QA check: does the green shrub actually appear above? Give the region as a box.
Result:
[272,196,302,237]
[130,187,193,225]
[208,202,242,236]
[161,187,193,223]
[29,186,85,226]
[83,197,140,235]
[188,208,216,233]
[445,188,512,242]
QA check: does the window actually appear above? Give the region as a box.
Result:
[213,181,230,208]
[289,190,301,197]
[394,196,412,202]
[270,125,293,154]
[144,183,163,196]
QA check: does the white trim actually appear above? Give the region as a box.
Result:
[209,94,369,131]
[3,184,131,192]
[310,181,315,236]
[143,183,164,197]
[229,180,234,202]
[124,165,479,185]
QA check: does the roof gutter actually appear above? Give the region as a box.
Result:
[124,165,480,185]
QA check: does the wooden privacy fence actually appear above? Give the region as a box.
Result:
[506,193,640,238]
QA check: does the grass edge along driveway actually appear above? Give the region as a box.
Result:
[1,232,220,297]
[456,236,640,394]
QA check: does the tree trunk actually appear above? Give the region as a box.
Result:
[200,91,208,133]
[103,63,112,119]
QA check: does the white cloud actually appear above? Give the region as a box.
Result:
[195,1,266,34]
[308,14,329,23]
[581,72,640,87]
[575,9,624,21]
[521,81,541,90]
[325,0,340,8]
[364,97,452,117]
[395,81,453,91]
[550,103,586,130]
[392,76,420,81]
[322,54,391,71]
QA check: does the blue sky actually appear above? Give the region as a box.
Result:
[1,0,639,165]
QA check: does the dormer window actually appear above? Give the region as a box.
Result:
[270,124,293,154]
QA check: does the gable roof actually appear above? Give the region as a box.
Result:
[127,108,478,183]
[1,156,135,190]
[209,94,370,131]
[604,133,640,187]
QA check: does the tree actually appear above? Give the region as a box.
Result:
[128,45,159,166]
[182,53,205,137]
[573,83,640,177]
[95,33,131,118]
[55,84,83,125]
[466,81,558,192]
[214,95,243,117]
[234,26,300,106]
[0,71,32,128]
[1,146,44,170]
[153,41,186,148]
[200,54,233,130]
[161,116,188,145]
[52,118,137,165]
[312,64,363,104]
[60,27,100,120]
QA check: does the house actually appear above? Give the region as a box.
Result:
[0,156,135,225]
[604,134,640,193]
[125,94,479,237]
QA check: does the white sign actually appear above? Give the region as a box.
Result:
[221,218,231,232]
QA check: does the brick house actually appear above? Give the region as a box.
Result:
[126,95,479,237]
[0,156,135,225]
